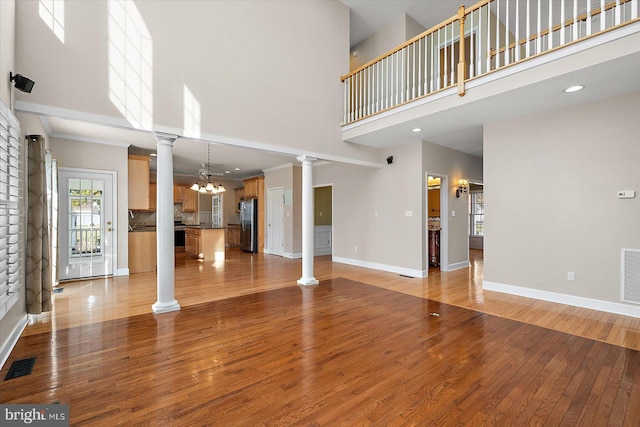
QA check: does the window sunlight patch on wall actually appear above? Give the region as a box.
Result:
[108,0,153,131]
[183,85,201,139]
[39,0,65,43]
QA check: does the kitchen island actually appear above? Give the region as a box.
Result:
[185,227,226,261]
[128,229,157,273]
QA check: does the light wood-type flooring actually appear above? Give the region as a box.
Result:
[2,249,640,425]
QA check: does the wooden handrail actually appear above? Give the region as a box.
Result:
[340,0,493,82]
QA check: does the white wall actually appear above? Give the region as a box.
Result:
[49,137,129,271]
[0,0,15,107]
[484,91,640,305]
[313,140,482,276]
[422,140,483,267]
[349,14,425,72]
[15,0,381,166]
[264,164,301,257]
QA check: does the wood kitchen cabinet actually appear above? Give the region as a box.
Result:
[182,186,198,212]
[243,177,260,199]
[129,231,157,273]
[128,155,151,210]
[226,225,240,246]
[149,183,156,210]
[235,188,244,212]
[173,185,184,203]
[186,227,225,260]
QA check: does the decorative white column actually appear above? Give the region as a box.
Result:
[152,132,181,314]
[297,155,319,286]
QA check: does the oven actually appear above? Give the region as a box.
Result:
[174,222,186,252]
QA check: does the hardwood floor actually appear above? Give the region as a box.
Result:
[2,248,640,425]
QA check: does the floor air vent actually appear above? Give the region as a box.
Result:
[622,249,640,304]
[4,357,36,380]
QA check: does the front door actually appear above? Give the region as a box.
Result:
[58,168,115,280]
[267,187,284,256]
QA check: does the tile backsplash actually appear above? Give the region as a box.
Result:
[130,203,198,226]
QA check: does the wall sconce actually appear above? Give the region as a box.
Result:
[9,72,35,93]
[456,179,469,198]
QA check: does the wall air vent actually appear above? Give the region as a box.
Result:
[622,249,640,305]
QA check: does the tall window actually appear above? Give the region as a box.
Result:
[469,191,484,236]
[212,195,222,228]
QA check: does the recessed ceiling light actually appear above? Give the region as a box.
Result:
[564,85,584,93]
[224,171,230,174]
[411,127,423,133]
[150,153,157,157]
[234,167,240,171]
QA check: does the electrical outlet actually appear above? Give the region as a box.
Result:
[405,210,413,217]
[567,272,575,281]
[354,246,358,252]
[452,210,456,217]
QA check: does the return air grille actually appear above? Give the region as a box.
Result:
[622,249,640,305]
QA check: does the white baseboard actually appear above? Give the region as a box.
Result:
[115,268,129,276]
[483,280,640,319]
[0,313,28,370]
[315,248,332,256]
[448,261,469,271]
[283,252,302,259]
[333,256,426,278]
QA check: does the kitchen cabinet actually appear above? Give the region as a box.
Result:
[173,185,184,203]
[129,231,157,273]
[235,188,244,213]
[226,225,240,246]
[182,186,198,212]
[186,227,226,260]
[149,183,156,210]
[243,177,261,199]
[128,155,150,210]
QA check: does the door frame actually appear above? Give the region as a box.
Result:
[313,183,333,257]
[58,167,118,279]
[425,172,448,274]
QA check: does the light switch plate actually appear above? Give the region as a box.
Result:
[618,190,636,199]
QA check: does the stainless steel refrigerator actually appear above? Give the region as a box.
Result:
[239,198,258,253]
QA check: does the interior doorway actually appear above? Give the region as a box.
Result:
[426,173,448,274]
[313,185,332,256]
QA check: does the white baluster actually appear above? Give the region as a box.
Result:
[573,0,579,41]
[515,0,520,61]
[430,33,435,92]
[413,42,417,99]
[525,0,530,58]
[343,77,348,123]
[496,0,500,69]
[504,0,510,65]
[537,0,542,54]
[470,9,475,77]
[450,24,455,86]
[632,0,638,20]
[549,0,553,49]
[437,28,441,89]
[601,0,605,32]
[486,3,492,71]
[395,52,399,106]
[586,0,592,35]
[424,35,429,94]
[615,0,621,25]
[560,0,565,45]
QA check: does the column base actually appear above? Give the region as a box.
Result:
[152,300,181,314]
[297,277,319,286]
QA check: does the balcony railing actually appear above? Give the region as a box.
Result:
[341,0,639,125]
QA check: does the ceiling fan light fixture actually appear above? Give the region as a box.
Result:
[190,182,200,191]
[217,184,226,193]
[205,182,215,192]
[199,186,207,193]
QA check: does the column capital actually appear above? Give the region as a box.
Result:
[152,131,179,145]
[296,155,317,164]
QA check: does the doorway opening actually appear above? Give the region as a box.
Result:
[314,185,332,256]
[468,182,484,265]
[426,173,448,274]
